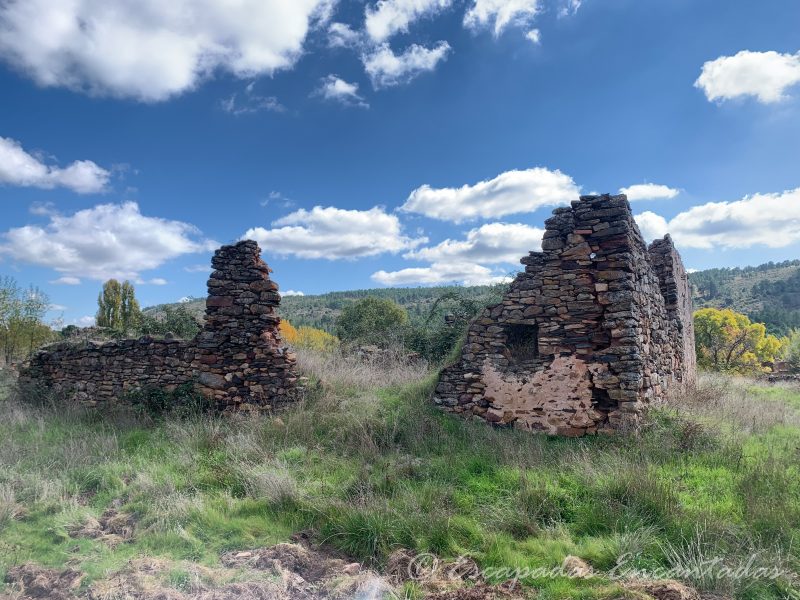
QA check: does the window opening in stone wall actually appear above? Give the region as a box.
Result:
[505,323,539,366]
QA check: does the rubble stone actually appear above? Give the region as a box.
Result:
[433,194,695,435]
[19,240,297,411]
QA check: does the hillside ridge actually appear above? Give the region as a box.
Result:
[146,259,800,335]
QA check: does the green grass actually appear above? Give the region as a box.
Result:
[1,366,799,599]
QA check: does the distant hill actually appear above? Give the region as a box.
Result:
[144,285,506,333]
[689,260,800,335]
[146,260,800,337]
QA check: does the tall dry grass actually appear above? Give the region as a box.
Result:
[293,345,429,391]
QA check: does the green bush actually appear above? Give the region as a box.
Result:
[126,383,212,419]
[335,297,408,347]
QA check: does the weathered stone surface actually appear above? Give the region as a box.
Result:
[433,194,695,436]
[19,240,297,412]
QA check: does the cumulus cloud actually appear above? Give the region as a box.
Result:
[362,42,450,88]
[372,261,510,286]
[695,50,800,104]
[0,0,335,101]
[74,316,96,327]
[406,222,543,264]
[400,167,579,223]
[635,188,800,249]
[314,75,369,107]
[243,205,426,259]
[525,29,541,45]
[365,0,452,43]
[282,290,305,296]
[0,136,110,193]
[464,0,541,36]
[1,201,216,280]
[620,183,679,202]
[328,22,361,48]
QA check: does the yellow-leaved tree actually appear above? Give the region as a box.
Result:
[694,307,784,373]
[280,320,339,352]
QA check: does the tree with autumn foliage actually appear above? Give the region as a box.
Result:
[280,320,339,352]
[694,307,784,373]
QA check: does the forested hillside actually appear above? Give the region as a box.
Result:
[148,259,800,336]
[146,284,506,331]
[689,260,800,334]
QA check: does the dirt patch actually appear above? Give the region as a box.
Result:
[4,564,83,600]
[423,581,526,600]
[220,542,359,584]
[624,580,701,600]
[68,505,136,548]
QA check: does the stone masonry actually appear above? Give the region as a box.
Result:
[20,240,297,411]
[434,194,695,436]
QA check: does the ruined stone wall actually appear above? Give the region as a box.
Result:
[20,241,297,411]
[434,194,696,436]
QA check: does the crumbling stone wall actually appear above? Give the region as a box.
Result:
[434,194,695,436]
[20,241,297,411]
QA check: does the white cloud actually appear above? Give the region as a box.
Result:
[634,211,669,242]
[75,316,96,327]
[282,290,305,296]
[0,0,335,102]
[406,222,543,264]
[525,29,541,45]
[147,278,168,285]
[0,136,110,193]
[314,75,369,107]
[620,183,679,202]
[372,261,511,286]
[243,205,426,259]
[695,50,800,104]
[365,0,452,43]
[362,42,450,88]
[400,166,579,223]
[464,0,541,36]
[328,22,361,48]
[558,0,582,17]
[221,83,285,115]
[1,201,217,280]
[50,276,81,285]
[635,187,800,249]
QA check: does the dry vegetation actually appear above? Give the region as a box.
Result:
[0,354,799,599]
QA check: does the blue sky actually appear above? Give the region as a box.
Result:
[0,0,799,326]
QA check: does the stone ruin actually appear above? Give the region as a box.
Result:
[434,194,696,436]
[20,240,297,411]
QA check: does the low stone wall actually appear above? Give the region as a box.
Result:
[20,241,297,411]
[434,194,696,436]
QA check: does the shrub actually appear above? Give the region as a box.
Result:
[280,320,339,352]
[138,305,201,339]
[335,297,408,347]
[126,383,213,419]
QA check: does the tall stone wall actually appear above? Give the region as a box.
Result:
[20,241,297,411]
[434,194,695,436]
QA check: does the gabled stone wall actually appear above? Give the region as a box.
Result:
[434,194,695,436]
[20,241,297,411]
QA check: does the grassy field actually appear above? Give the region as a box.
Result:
[1,353,799,599]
